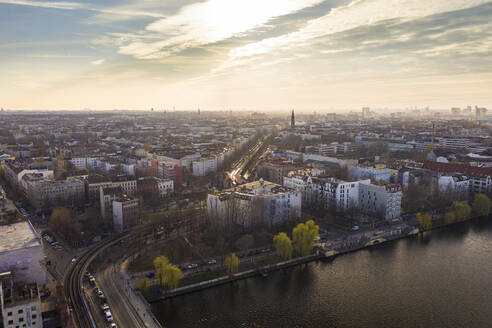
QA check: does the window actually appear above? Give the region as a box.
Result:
[8,312,12,316]
[32,314,37,319]
[18,309,23,314]
[8,320,13,324]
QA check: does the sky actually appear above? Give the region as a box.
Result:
[0,0,491,111]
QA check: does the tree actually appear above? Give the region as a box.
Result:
[137,277,150,292]
[234,234,255,251]
[162,264,182,289]
[417,213,432,230]
[225,253,239,274]
[292,220,319,256]
[472,193,492,217]
[273,232,292,260]
[50,207,79,240]
[154,256,170,286]
[444,211,456,224]
[452,201,471,221]
[153,256,182,289]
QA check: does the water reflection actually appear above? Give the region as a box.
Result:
[153,218,492,328]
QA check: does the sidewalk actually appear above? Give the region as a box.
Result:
[117,258,163,328]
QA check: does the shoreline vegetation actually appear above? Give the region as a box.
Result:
[136,203,490,304]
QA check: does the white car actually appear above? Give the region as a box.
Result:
[110,324,117,328]
[105,311,113,322]
[207,259,217,265]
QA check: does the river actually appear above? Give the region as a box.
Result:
[152,218,492,327]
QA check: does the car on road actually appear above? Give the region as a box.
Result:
[71,257,77,263]
[105,311,113,322]
[207,259,217,265]
[110,324,117,328]
[187,263,198,269]
[351,225,360,231]
[97,290,105,299]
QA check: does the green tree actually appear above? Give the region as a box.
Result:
[154,256,170,286]
[292,220,319,256]
[452,201,471,221]
[137,277,150,292]
[472,193,492,217]
[225,253,239,274]
[417,213,432,230]
[153,256,182,289]
[162,264,182,289]
[273,232,292,260]
[444,211,456,224]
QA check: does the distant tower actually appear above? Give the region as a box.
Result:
[291,109,295,129]
[151,107,154,112]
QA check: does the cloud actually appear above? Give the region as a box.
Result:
[91,59,105,65]
[0,0,82,10]
[219,0,491,70]
[0,0,166,18]
[118,0,325,59]
[26,54,92,58]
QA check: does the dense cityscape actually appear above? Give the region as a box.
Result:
[2,0,492,327]
[0,107,491,327]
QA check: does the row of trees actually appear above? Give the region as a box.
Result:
[273,220,319,260]
[417,194,492,230]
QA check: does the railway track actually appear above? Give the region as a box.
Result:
[63,222,186,327]
[63,235,126,328]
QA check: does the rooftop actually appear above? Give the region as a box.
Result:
[0,221,41,254]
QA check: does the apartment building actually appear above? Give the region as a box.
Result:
[112,196,139,233]
[100,186,123,221]
[0,274,42,328]
[207,180,301,227]
[192,157,217,176]
[22,174,85,209]
[359,184,402,220]
[257,159,294,185]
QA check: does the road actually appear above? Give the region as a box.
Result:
[228,136,270,184]
[96,267,146,328]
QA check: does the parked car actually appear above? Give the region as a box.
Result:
[187,263,198,269]
[105,311,113,322]
[207,259,217,265]
[351,225,360,231]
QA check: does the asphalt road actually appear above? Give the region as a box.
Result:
[97,266,145,328]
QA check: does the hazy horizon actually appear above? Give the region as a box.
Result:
[1,0,491,110]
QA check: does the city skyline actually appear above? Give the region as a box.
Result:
[1,0,491,110]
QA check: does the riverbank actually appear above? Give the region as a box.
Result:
[137,214,489,308]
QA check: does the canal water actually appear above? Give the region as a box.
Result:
[152,218,492,327]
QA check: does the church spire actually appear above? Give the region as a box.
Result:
[291,109,295,129]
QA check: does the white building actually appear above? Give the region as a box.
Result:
[1,275,42,328]
[438,175,470,196]
[0,222,45,285]
[359,184,402,220]
[207,180,301,227]
[22,174,85,209]
[192,157,217,176]
[112,196,139,233]
[156,178,174,197]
